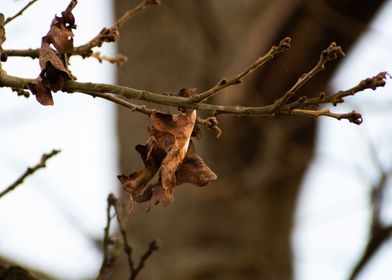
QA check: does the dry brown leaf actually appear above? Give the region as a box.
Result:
[28,0,78,105]
[47,0,77,53]
[27,76,54,106]
[175,140,217,186]
[118,91,217,209]
[39,37,73,91]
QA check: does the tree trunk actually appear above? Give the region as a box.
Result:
[114,0,385,279]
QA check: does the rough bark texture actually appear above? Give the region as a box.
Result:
[114,0,385,279]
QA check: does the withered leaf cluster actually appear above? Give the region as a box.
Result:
[27,0,77,105]
[118,89,217,210]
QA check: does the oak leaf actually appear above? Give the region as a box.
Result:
[28,37,73,105]
[118,95,217,210]
[28,0,77,105]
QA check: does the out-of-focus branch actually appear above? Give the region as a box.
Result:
[0,265,39,280]
[4,0,38,25]
[97,194,118,279]
[130,240,159,280]
[110,194,136,276]
[113,0,161,29]
[96,194,158,280]
[0,149,60,199]
[348,149,392,280]
[91,52,128,66]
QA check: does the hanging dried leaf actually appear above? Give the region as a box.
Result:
[28,0,78,105]
[118,93,217,209]
[39,37,73,91]
[175,140,217,186]
[47,0,77,53]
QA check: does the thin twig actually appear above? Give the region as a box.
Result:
[114,0,161,29]
[283,72,389,110]
[97,194,117,279]
[74,0,160,57]
[197,116,222,137]
[0,149,60,199]
[82,91,155,116]
[91,52,128,66]
[191,37,291,102]
[273,42,345,108]
[4,0,160,60]
[130,240,159,280]
[347,148,392,280]
[111,195,136,275]
[96,194,158,279]
[291,108,363,124]
[4,0,38,25]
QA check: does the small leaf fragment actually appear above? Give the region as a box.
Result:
[27,77,54,106]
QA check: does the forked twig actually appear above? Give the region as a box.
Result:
[3,0,160,60]
[0,149,60,199]
[274,42,345,108]
[348,145,392,280]
[191,37,291,102]
[97,194,158,280]
[74,0,160,57]
[4,0,38,25]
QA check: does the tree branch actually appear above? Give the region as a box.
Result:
[4,0,38,25]
[0,68,388,124]
[130,240,159,280]
[191,37,291,102]
[110,194,136,276]
[0,149,60,199]
[3,0,160,60]
[96,194,158,280]
[273,42,345,108]
[348,148,392,280]
[113,0,161,30]
[97,194,118,279]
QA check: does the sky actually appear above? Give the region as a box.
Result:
[0,1,391,280]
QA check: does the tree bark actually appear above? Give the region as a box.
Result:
[114,0,385,279]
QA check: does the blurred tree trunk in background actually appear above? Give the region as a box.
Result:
[113,0,385,279]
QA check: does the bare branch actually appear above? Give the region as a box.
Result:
[348,148,392,280]
[191,37,291,102]
[83,91,155,116]
[114,0,161,29]
[283,72,389,110]
[97,194,117,280]
[0,149,60,199]
[74,0,160,58]
[96,194,158,280]
[4,0,160,60]
[110,194,136,275]
[197,116,222,137]
[291,108,363,124]
[0,69,388,124]
[274,42,345,108]
[4,0,38,25]
[91,52,128,66]
[3,48,39,59]
[130,240,159,280]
